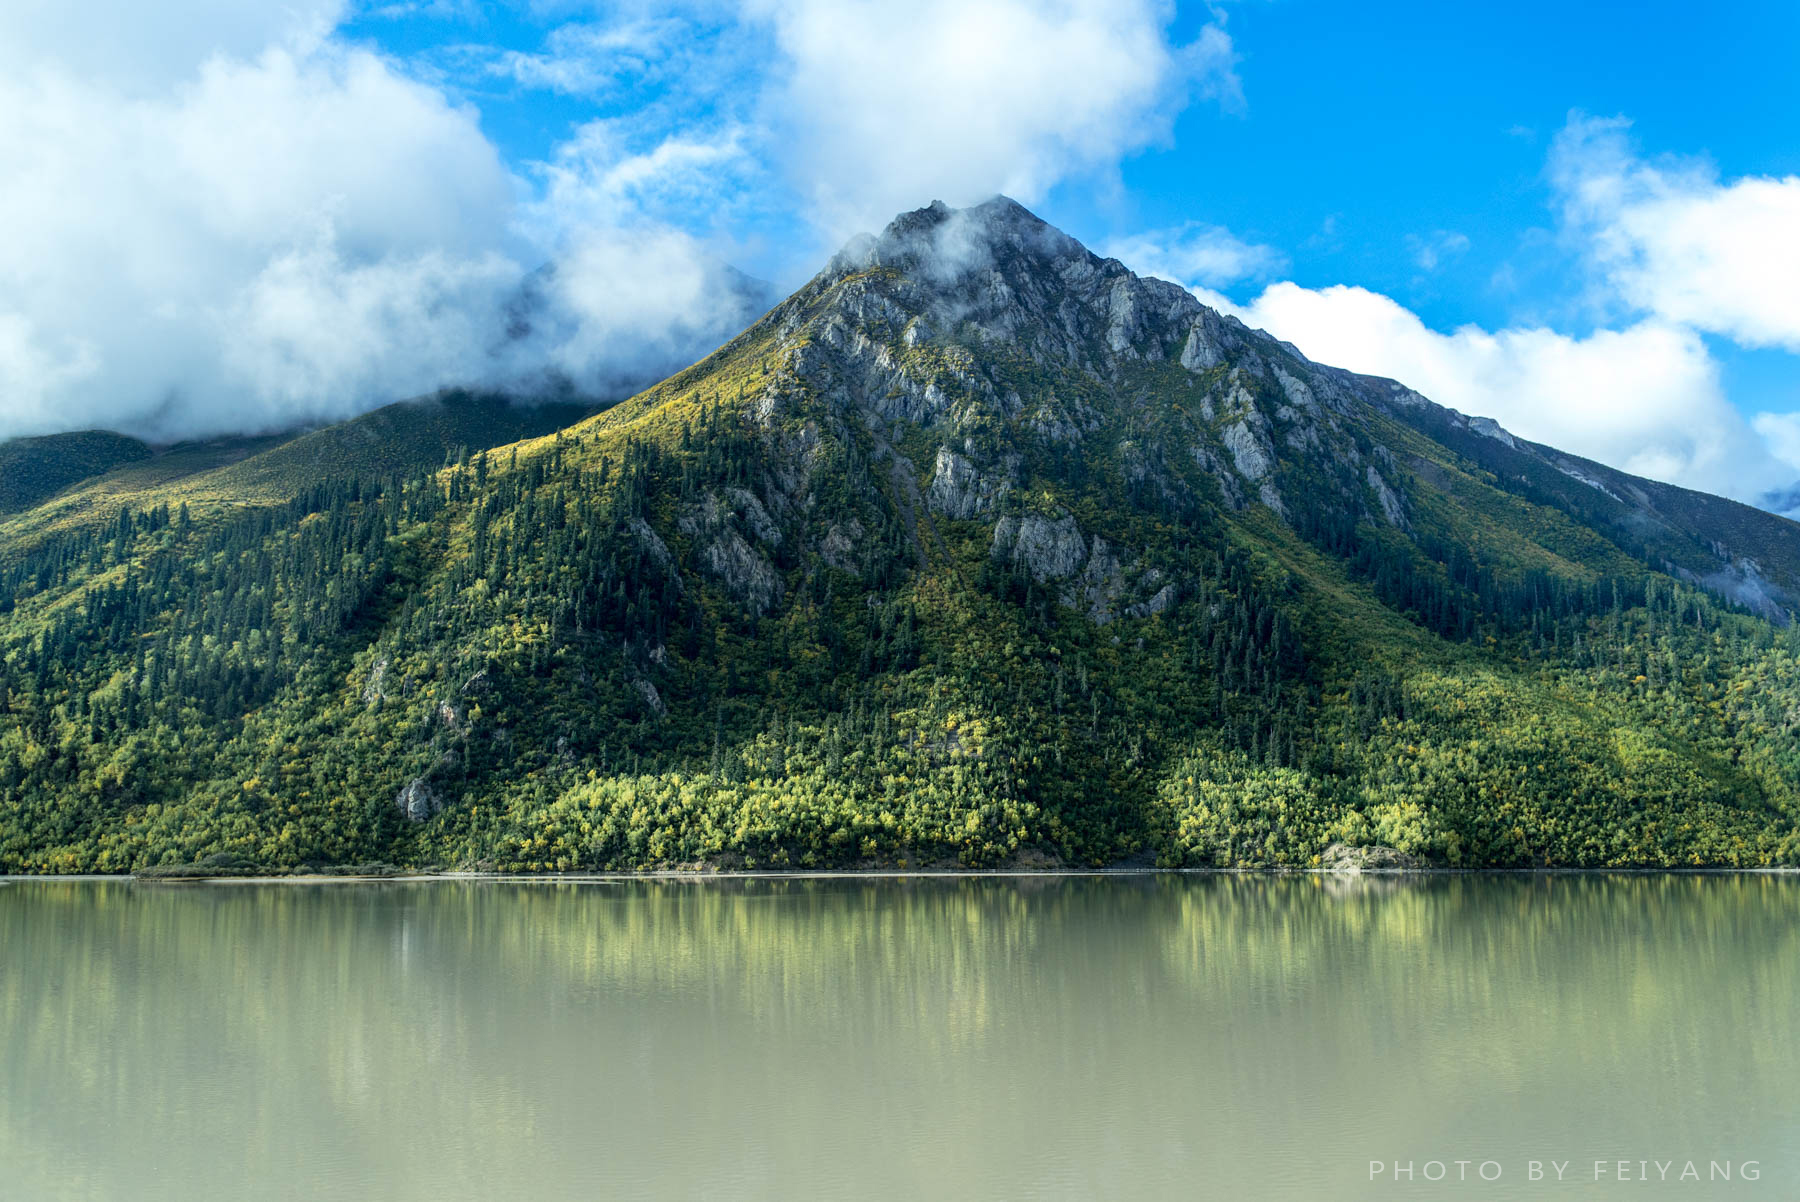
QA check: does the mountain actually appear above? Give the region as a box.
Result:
[0,431,154,513]
[4,197,1800,874]
[0,391,602,548]
[198,390,603,496]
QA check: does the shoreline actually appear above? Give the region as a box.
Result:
[6,866,1800,884]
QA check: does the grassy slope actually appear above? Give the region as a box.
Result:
[0,435,300,545]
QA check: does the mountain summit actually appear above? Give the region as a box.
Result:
[5,199,1800,873]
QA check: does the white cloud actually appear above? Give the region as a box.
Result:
[501,119,773,394]
[1119,113,1800,506]
[214,235,520,433]
[13,2,1793,522]
[1102,224,1284,289]
[524,119,755,238]
[0,0,346,94]
[0,4,774,443]
[1551,114,1800,350]
[514,228,769,396]
[1753,412,1800,472]
[1184,280,1790,501]
[744,0,1239,235]
[1408,229,1470,272]
[486,18,688,97]
[0,35,521,441]
[0,1,1249,443]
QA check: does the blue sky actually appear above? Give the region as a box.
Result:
[1135,0,1800,327]
[3,0,1798,506]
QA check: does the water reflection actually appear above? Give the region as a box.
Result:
[2,875,1796,1199]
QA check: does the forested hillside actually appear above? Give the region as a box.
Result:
[0,431,152,514]
[0,391,600,549]
[4,199,1800,873]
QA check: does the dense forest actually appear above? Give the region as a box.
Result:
[4,198,1800,873]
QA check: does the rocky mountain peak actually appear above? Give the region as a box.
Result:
[790,196,1256,391]
[740,198,1800,623]
[709,201,1400,625]
[828,196,1086,280]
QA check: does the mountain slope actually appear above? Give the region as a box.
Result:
[0,431,154,514]
[0,391,602,548]
[202,390,603,497]
[1375,397,1800,617]
[3,198,1800,873]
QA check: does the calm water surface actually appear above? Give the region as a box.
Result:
[2,874,1797,1200]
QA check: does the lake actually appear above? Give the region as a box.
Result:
[2,874,1795,1199]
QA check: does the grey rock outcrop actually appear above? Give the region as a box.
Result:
[991,512,1088,582]
[720,193,1800,632]
[1320,843,1426,872]
[815,198,1242,383]
[1222,419,1273,483]
[989,515,1178,624]
[725,487,781,546]
[1366,466,1408,528]
[1180,312,1235,371]
[1274,364,1316,412]
[1466,415,1516,447]
[361,656,390,708]
[819,519,864,572]
[926,447,1009,519]
[700,529,780,616]
[1191,444,1247,510]
[1070,549,1182,625]
[1130,582,1180,619]
[1067,535,1125,622]
[396,778,443,823]
[629,516,676,570]
[680,491,783,616]
[631,677,668,719]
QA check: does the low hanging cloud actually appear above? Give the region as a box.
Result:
[215,237,519,427]
[0,40,535,441]
[0,13,775,444]
[504,227,773,399]
[502,117,777,395]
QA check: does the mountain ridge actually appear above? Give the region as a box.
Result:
[0,390,604,548]
[725,195,1800,620]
